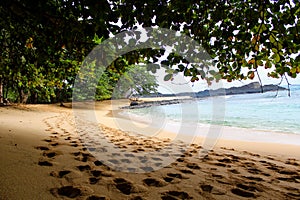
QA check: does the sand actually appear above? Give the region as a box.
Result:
[0,101,300,199]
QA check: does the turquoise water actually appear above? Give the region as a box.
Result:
[127,85,300,135]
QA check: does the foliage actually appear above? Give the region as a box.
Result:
[0,0,107,103]
[0,0,299,103]
[113,0,300,83]
[111,65,159,99]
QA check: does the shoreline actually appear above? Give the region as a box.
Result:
[117,97,300,147]
[1,102,300,199]
[97,100,300,158]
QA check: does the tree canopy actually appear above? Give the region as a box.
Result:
[0,0,299,103]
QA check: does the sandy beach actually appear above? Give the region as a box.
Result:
[0,101,300,199]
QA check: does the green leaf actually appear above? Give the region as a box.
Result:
[209,70,217,75]
[164,74,173,81]
[178,64,185,71]
[265,60,272,69]
[191,76,199,82]
[290,68,297,74]
[269,35,276,44]
[256,60,263,66]
[274,53,280,63]
[272,48,278,53]
[199,70,206,79]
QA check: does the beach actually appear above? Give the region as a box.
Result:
[0,101,300,199]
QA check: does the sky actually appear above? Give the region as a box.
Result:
[154,66,300,94]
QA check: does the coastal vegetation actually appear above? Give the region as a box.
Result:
[0,0,299,104]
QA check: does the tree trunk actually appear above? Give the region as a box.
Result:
[18,89,30,104]
[0,78,3,105]
[58,88,65,107]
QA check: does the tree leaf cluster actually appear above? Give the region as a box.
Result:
[0,0,299,103]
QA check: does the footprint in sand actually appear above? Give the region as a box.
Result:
[124,153,135,158]
[151,157,163,161]
[161,191,192,200]
[213,162,230,167]
[277,176,299,183]
[217,158,233,163]
[266,164,281,171]
[43,151,61,158]
[200,184,226,195]
[90,170,102,177]
[81,153,91,162]
[120,158,131,163]
[200,184,213,192]
[243,151,260,157]
[284,187,300,198]
[265,156,276,160]
[242,176,263,181]
[89,177,100,185]
[163,177,173,183]
[86,195,108,200]
[186,162,201,170]
[71,143,79,147]
[212,174,223,179]
[94,160,104,166]
[179,169,194,174]
[72,151,81,156]
[35,146,50,151]
[143,178,165,187]
[38,160,53,166]
[176,157,185,162]
[87,147,96,152]
[278,169,299,175]
[65,136,72,140]
[167,173,184,179]
[43,139,52,143]
[73,151,92,162]
[231,188,256,198]
[50,170,71,178]
[228,169,240,174]
[49,136,58,140]
[163,173,186,183]
[247,167,262,175]
[50,142,59,147]
[140,166,154,172]
[131,196,144,200]
[108,159,120,164]
[77,165,91,172]
[236,183,263,192]
[285,158,299,166]
[51,186,81,198]
[113,178,133,195]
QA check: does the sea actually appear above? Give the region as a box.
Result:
[119,85,300,145]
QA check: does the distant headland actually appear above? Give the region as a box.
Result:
[125,82,287,108]
[194,82,287,98]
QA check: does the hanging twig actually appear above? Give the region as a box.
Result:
[283,74,291,97]
[275,76,284,97]
[255,69,264,93]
